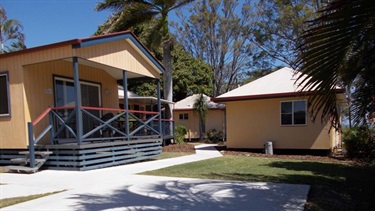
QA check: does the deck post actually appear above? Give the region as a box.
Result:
[157,79,162,138]
[28,122,35,168]
[73,57,83,145]
[49,108,54,145]
[123,70,130,141]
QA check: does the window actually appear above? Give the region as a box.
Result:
[281,100,306,126]
[179,113,189,120]
[0,72,11,117]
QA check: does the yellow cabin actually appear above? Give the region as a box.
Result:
[0,31,171,172]
[214,67,346,154]
[173,94,225,141]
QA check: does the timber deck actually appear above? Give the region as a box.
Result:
[34,138,163,171]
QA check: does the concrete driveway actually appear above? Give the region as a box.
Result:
[0,144,310,210]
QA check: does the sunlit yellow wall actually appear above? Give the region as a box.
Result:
[225,97,335,149]
[174,109,225,140]
[0,58,119,149]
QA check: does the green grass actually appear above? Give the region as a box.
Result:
[0,191,64,208]
[141,155,375,211]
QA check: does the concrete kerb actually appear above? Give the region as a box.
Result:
[0,144,310,210]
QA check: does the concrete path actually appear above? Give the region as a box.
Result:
[0,144,310,210]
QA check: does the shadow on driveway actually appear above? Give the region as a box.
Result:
[69,179,309,211]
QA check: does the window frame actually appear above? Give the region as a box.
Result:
[179,113,189,120]
[0,71,11,118]
[53,75,102,108]
[280,100,307,126]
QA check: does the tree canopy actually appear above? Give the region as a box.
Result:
[172,44,213,101]
[174,0,256,96]
[0,5,25,53]
[251,0,323,70]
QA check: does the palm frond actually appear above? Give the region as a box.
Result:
[297,0,375,128]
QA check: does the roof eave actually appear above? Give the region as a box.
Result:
[213,89,346,103]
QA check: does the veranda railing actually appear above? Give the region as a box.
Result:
[27,106,173,168]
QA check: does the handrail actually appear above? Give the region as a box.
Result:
[52,106,160,115]
[32,107,52,126]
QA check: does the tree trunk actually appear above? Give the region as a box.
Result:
[163,40,173,137]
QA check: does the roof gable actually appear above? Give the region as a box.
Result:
[0,31,164,75]
[218,67,301,98]
[214,67,344,102]
[74,31,164,74]
[175,94,225,110]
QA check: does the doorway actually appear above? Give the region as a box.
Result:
[54,76,102,137]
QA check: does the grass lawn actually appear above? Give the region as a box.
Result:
[141,155,375,211]
[0,191,64,208]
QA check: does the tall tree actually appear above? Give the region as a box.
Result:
[96,0,193,120]
[251,0,323,70]
[193,94,209,141]
[172,44,213,101]
[297,0,375,128]
[0,5,25,53]
[174,0,256,96]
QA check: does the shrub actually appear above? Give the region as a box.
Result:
[206,129,223,143]
[175,125,188,145]
[343,126,375,163]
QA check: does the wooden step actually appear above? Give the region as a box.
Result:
[19,151,53,156]
[11,158,47,164]
[4,165,39,173]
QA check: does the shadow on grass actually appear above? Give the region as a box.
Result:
[205,161,375,211]
[69,179,308,211]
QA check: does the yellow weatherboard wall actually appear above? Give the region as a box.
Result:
[0,45,74,149]
[76,40,160,79]
[225,97,333,150]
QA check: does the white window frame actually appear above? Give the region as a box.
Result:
[280,100,307,126]
[179,113,189,120]
[0,72,11,117]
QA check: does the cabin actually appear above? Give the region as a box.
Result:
[174,94,225,141]
[213,67,346,154]
[0,31,172,172]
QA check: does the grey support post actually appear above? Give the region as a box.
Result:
[123,70,130,141]
[73,57,83,145]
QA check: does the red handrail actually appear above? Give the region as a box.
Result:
[32,107,52,126]
[51,106,159,115]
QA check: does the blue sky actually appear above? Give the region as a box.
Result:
[1,0,112,48]
[1,0,184,49]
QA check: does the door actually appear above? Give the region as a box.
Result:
[54,77,101,137]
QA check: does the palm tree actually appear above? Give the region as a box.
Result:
[297,0,375,128]
[0,5,25,53]
[96,0,193,120]
[193,94,208,141]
